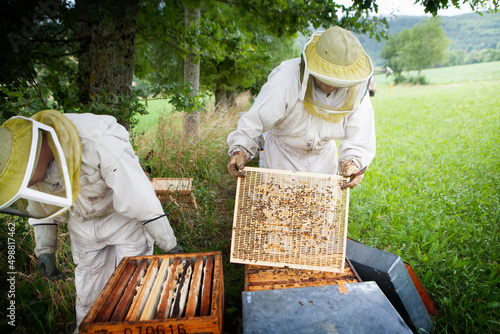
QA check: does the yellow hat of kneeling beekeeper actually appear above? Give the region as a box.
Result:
[300,26,374,122]
[0,110,81,219]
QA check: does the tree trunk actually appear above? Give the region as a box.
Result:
[76,0,139,129]
[215,88,227,111]
[183,6,201,141]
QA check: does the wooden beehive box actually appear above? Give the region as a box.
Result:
[244,257,361,292]
[79,252,224,334]
[151,178,198,209]
[231,167,350,273]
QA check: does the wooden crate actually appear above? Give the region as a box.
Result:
[151,178,198,209]
[244,258,361,292]
[79,252,224,334]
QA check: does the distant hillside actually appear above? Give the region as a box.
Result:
[357,12,500,66]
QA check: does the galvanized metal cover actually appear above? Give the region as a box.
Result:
[242,281,412,334]
[346,239,434,333]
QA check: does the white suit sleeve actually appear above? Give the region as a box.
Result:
[96,136,165,221]
[97,137,177,251]
[227,65,295,160]
[338,95,376,168]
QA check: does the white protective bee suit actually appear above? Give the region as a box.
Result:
[27,113,177,327]
[227,57,376,174]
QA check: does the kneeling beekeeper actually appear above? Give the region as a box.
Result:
[0,110,179,329]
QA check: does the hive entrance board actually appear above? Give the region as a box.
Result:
[230,167,350,273]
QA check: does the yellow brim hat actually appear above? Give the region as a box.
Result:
[299,27,374,122]
[302,27,373,88]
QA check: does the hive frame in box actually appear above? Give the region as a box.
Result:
[244,256,361,292]
[79,252,224,334]
[231,167,350,273]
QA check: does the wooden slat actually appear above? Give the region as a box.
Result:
[84,316,221,333]
[170,259,192,318]
[125,257,159,321]
[185,256,204,317]
[199,255,214,316]
[95,260,137,322]
[140,258,170,320]
[211,253,224,333]
[110,259,148,322]
[156,257,181,318]
[405,262,439,316]
[80,257,130,325]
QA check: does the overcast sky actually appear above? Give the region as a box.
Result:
[337,0,476,16]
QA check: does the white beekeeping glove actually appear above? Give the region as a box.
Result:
[143,215,178,253]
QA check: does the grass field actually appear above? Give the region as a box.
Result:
[357,79,500,333]
[0,63,499,333]
[374,60,500,86]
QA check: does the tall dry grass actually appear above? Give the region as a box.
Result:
[133,91,252,182]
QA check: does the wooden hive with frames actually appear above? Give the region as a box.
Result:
[79,252,224,334]
[231,167,350,273]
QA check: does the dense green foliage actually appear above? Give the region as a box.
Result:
[0,0,390,121]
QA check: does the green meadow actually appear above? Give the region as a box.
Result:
[1,62,498,333]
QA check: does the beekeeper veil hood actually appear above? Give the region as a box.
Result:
[0,110,82,219]
[300,26,374,122]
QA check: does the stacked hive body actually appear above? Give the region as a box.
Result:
[231,167,350,273]
[79,252,223,334]
[245,260,361,292]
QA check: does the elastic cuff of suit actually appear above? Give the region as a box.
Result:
[142,214,166,226]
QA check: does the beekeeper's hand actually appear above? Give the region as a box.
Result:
[166,245,184,254]
[340,160,363,190]
[143,215,177,253]
[227,151,246,178]
[33,224,66,280]
[38,253,66,281]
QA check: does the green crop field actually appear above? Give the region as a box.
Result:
[1,63,498,333]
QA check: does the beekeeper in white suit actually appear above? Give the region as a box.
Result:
[0,109,179,330]
[227,26,376,189]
